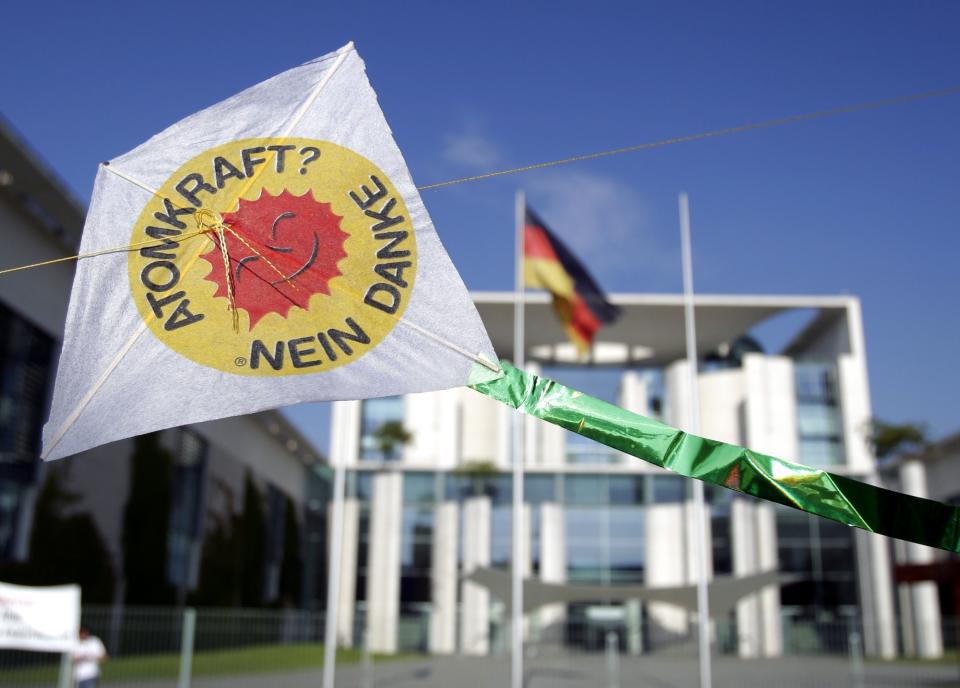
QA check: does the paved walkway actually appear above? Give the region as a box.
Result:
[97,654,960,688]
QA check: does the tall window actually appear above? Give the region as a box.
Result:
[359,396,404,461]
[564,474,646,585]
[706,486,734,575]
[399,472,436,652]
[262,484,286,603]
[0,304,53,560]
[167,430,208,596]
[0,303,53,461]
[401,472,436,599]
[303,464,332,610]
[776,506,858,617]
[349,470,372,646]
[525,474,555,575]
[795,362,844,467]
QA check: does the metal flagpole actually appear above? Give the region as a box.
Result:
[511,189,526,688]
[321,459,347,688]
[679,192,713,688]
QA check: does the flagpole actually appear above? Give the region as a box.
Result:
[679,192,713,688]
[511,190,526,688]
[321,459,346,688]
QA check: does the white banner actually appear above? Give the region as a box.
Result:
[0,581,80,652]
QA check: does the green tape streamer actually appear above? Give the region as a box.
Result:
[471,362,960,553]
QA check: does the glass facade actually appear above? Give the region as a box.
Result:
[564,475,647,585]
[776,505,858,615]
[350,470,372,645]
[263,484,287,603]
[166,429,208,596]
[794,362,844,467]
[490,504,512,569]
[0,303,53,561]
[399,472,435,652]
[359,396,404,461]
[303,464,331,611]
[343,466,865,654]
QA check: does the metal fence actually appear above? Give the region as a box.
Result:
[0,606,329,687]
[2,607,958,687]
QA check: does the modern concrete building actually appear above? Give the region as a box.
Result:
[329,291,901,659]
[883,432,960,658]
[0,116,329,610]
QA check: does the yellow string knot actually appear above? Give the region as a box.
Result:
[193,209,240,333]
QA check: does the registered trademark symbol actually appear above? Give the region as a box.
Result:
[234,357,247,367]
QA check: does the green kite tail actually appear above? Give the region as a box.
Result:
[471,362,960,553]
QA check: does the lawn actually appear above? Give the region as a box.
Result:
[3,643,410,685]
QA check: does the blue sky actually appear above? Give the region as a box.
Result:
[3,1,958,454]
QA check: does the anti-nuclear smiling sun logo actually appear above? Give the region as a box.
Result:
[127,139,417,376]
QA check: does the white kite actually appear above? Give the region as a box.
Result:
[43,42,498,460]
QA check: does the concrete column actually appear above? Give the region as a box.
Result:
[335,498,359,648]
[329,400,361,467]
[664,360,693,431]
[620,372,650,467]
[619,371,649,415]
[461,496,491,655]
[645,502,688,646]
[430,500,458,654]
[367,471,402,653]
[742,355,797,460]
[839,300,876,475]
[896,538,917,657]
[742,354,795,657]
[406,388,461,470]
[460,387,500,466]
[899,460,944,658]
[732,499,761,658]
[495,403,512,470]
[540,423,566,468]
[755,504,782,656]
[625,599,643,655]
[539,502,566,640]
[854,513,897,658]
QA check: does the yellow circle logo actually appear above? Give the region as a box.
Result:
[127,138,417,376]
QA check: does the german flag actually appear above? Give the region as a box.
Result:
[523,207,620,353]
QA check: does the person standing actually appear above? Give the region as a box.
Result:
[73,626,108,688]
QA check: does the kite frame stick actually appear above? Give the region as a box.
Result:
[43,43,501,457]
[43,45,354,459]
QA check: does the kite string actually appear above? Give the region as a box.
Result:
[5,82,960,278]
[205,215,240,333]
[31,163,500,374]
[0,230,211,276]
[416,84,960,190]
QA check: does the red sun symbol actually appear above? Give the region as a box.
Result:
[200,190,348,328]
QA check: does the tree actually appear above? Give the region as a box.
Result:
[192,479,243,607]
[372,420,413,461]
[278,496,302,607]
[239,471,266,607]
[870,419,928,461]
[454,459,499,497]
[0,469,115,603]
[122,433,174,605]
